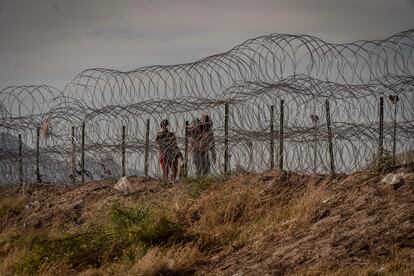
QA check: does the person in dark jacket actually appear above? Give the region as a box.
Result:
[156,119,182,181]
[187,114,216,177]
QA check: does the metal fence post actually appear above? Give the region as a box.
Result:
[224,102,230,175]
[81,122,85,183]
[71,126,76,183]
[325,100,335,174]
[18,134,23,184]
[184,120,189,177]
[144,118,150,177]
[310,114,319,173]
[278,99,284,170]
[36,126,41,183]
[378,97,384,161]
[390,95,399,166]
[122,125,126,177]
[270,105,275,169]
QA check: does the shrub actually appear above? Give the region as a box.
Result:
[14,231,121,275]
[110,202,186,246]
[185,182,268,251]
[368,149,393,173]
[183,176,214,198]
[0,198,26,229]
[132,244,206,276]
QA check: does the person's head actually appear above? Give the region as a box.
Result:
[201,114,210,124]
[201,113,212,131]
[160,119,169,130]
[192,117,200,125]
[189,117,200,129]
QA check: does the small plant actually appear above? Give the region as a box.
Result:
[110,202,149,232]
[13,231,121,275]
[0,198,26,229]
[110,202,186,246]
[184,175,214,198]
[132,244,207,276]
[368,149,393,174]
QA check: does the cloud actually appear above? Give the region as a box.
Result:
[0,0,413,89]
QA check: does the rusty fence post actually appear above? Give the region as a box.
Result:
[270,105,275,169]
[144,118,150,177]
[122,125,126,177]
[224,102,230,175]
[278,100,284,171]
[325,100,335,174]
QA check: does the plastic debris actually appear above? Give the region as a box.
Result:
[114,176,132,195]
[381,172,404,187]
[25,200,40,210]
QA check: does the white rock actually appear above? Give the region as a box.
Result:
[114,176,132,195]
[166,258,175,270]
[72,199,84,208]
[25,200,40,210]
[381,173,404,185]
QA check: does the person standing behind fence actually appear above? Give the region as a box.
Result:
[187,118,202,176]
[156,119,182,182]
[187,114,216,177]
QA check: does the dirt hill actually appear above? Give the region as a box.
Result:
[0,166,413,275]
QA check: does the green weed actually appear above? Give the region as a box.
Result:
[14,231,121,275]
[184,175,214,198]
[110,202,186,246]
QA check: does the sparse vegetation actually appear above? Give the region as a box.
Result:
[183,175,214,198]
[368,149,394,174]
[0,167,413,275]
[294,249,414,276]
[110,202,186,247]
[14,231,118,275]
[131,244,206,275]
[0,197,27,229]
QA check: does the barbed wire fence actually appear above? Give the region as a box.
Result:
[1,30,413,185]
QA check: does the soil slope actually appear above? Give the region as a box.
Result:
[0,166,413,275]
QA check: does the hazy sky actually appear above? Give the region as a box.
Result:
[0,0,413,89]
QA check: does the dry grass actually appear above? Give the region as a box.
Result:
[0,168,412,275]
[358,249,414,276]
[236,183,330,247]
[181,181,270,250]
[131,244,207,275]
[0,247,26,275]
[294,249,414,276]
[279,183,329,229]
[0,195,27,229]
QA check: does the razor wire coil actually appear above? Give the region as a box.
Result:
[1,30,414,184]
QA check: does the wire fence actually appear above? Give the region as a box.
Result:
[1,30,414,185]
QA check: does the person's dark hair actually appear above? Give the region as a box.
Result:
[201,114,212,132]
[160,119,169,129]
